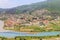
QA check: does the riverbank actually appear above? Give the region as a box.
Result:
[17,35,60,40]
[0,35,60,40]
[0,20,13,32]
[0,36,20,40]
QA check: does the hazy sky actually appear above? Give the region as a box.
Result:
[0,0,46,8]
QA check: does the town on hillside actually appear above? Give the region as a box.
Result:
[0,9,60,32]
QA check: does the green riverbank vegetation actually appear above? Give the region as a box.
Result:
[0,35,60,40]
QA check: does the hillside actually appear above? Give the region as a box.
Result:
[0,0,60,14]
[2,0,60,32]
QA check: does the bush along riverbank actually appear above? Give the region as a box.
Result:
[0,34,60,40]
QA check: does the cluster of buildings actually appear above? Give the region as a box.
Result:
[4,14,50,28]
[0,9,59,29]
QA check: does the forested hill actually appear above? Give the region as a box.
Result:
[0,0,60,14]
